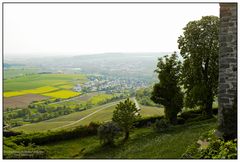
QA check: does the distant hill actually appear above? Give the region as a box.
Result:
[4,52,172,81]
[3,63,24,69]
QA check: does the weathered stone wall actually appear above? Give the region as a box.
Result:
[218,3,237,139]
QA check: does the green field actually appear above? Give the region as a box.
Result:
[4,68,40,79]
[57,84,73,89]
[4,73,87,92]
[88,94,113,105]
[49,92,117,108]
[39,118,217,159]
[11,100,164,133]
[139,105,164,117]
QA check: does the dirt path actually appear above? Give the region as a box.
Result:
[53,97,141,130]
[133,97,141,110]
[48,95,84,105]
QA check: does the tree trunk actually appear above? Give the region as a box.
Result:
[170,115,177,125]
[124,131,129,141]
[203,98,213,117]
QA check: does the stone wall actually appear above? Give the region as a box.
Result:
[218,3,237,139]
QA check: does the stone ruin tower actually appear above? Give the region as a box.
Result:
[217,3,237,140]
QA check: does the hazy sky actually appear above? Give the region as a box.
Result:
[4,3,219,57]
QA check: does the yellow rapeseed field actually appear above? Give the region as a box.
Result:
[4,86,58,97]
[43,90,80,99]
[3,91,27,97]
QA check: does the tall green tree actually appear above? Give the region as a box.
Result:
[178,16,219,116]
[151,52,183,124]
[112,98,140,141]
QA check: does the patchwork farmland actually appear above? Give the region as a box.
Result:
[3,73,87,109]
[4,72,164,137]
[11,100,164,133]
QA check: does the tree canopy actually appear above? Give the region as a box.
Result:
[178,16,219,116]
[112,98,140,140]
[151,52,183,124]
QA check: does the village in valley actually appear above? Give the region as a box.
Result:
[73,75,149,93]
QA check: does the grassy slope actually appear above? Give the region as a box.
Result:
[139,105,164,117]
[11,101,164,133]
[42,118,217,159]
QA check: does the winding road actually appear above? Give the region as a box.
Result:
[52,97,141,130]
[52,100,122,130]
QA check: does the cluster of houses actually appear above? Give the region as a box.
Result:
[72,77,148,93]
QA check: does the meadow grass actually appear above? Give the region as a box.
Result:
[139,105,164,117]
[88,94,113,105]
[41,118,217,159]
[11,121,73,133]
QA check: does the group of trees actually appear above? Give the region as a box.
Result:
[4,105,75,128]
[151,16,219,124]
[97,16,220,145]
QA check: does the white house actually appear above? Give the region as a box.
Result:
[73,84,82,92]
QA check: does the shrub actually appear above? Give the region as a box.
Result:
[178,109,201,120]
[7,122,100,146]
[177,117,185,125]
[153,119,170,133]
[3,139,19,150]
[189,116,213,123]
[179,108,218,122]
[133,116,164,128]
[182,129,237,159]
[200,139,237,159]
[181,143,201,159]
[98,122,120,146]
[3,131,22,137]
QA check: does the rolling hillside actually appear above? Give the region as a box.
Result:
[35,118,217,159]
[11,99,164,133]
